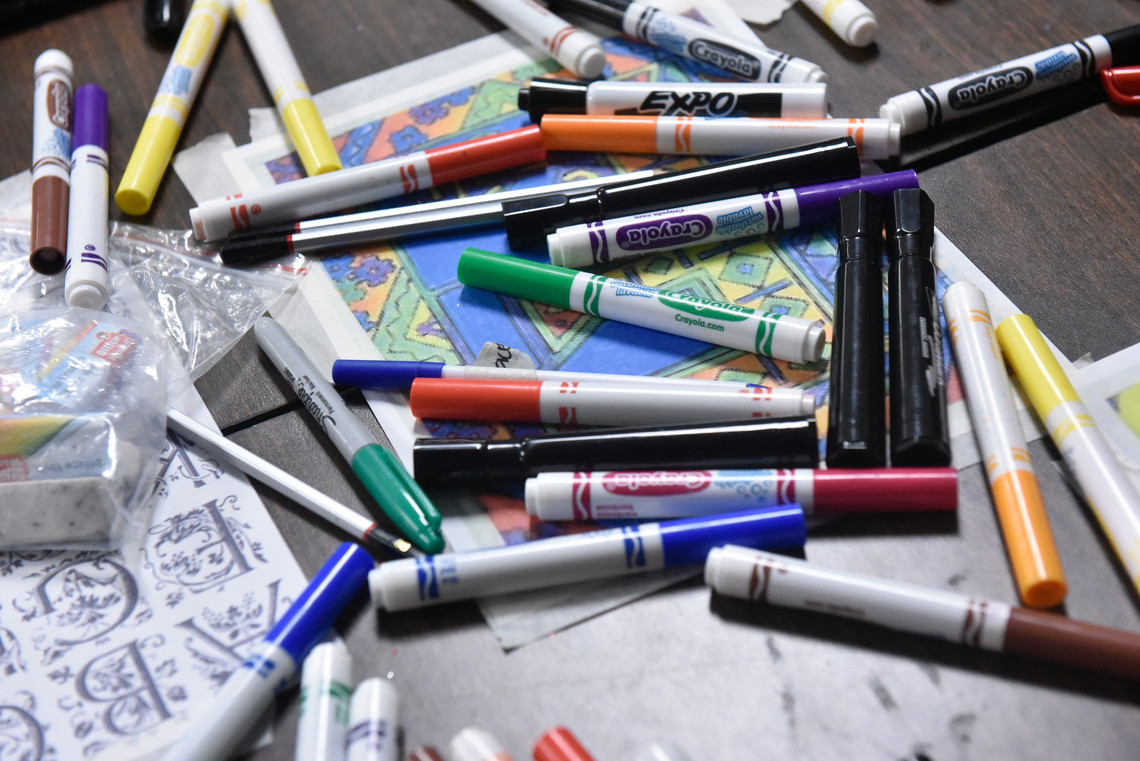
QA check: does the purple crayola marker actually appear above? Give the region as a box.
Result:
[64,84,110,310]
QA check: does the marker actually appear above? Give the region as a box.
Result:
[345,678,399,761]
[458,248,826,363]
[233,0,341,177]
[145,0,186,40]
[539,114,900,159]
[885,189,949,467]
[518,78,829,121]
[166,409,417,559]
[407,748,448,761]
[412,418,819,488]
[115,0,231,216]
[253,317,444,553]
[545,171,919,268]
[30,49,73,275]
[826,191,886,468]
[545,0,826,83]
[524,467,958,520]
[705,544,1140,681]
[333,358,776,393]
[996,314,1140,595]
[944,284,1065,608]
[450,728,517,761]
[295,642,352,761]
[158,542,374,761]
[189,125,547,240]
[64,84,110,311]
[218,169,657,266]
[504,137,861,250]
[879,24,1140,136]
[369,505,805,610]
[408,377,811,426]
[534,727,597,761]
[799,0,877,48]
[469,0,605,78]
[633,744,695,761]
[1102,65,1140,106]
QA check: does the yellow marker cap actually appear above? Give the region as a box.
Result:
[115,115,183,216]
[995,313,1080,417]
[281,99,341,177]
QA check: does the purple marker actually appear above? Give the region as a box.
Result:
[64,84,110,310]
[546,170,918,269]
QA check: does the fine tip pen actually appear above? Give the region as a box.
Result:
[252,316,444,554]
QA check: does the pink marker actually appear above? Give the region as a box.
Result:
[408,377,813,426]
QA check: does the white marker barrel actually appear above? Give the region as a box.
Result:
[346,678,400,761]
[31,49,73,274]
[295,642,352,761]
[470,0,606,78]
[652,117,899,159]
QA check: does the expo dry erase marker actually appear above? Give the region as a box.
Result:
[451,728,517,761]
[190,125,547,240]
[412,418,819,488]
[546,171,918,268]
[116,0,231,216]
[826,191,886,469]
[346,678,399,761]
[880,24,1140,136]
[799,0,877,48]
[705,545,1140,681]
[545,0,825,82]
[538,114,900,159]
[64,84,110,311]
[253,317,444,553]
[469,0,605,78]
[295,642,352,761]
[159,542,374,761]
[534,727,597,761]
[524,467,958,520]
[369,505,805,611]
[457,248,825,363]
[885,188,950,467]
[407,377,811,426]
[219,169,656,265]
[518,77,828,121]
[997,314,1140,596]
[504,137,860,250]
[167,409,418,559]
[944,283,1065,608]
[30,49,72,274]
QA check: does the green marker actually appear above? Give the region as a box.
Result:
[457,248,825,364]
[253,316,444,553]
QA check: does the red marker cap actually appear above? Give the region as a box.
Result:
[1101,66,1140,107]
[409,377,543,421]
[534,727,596,761]
[426,125,547,186]
[810,467,958,512]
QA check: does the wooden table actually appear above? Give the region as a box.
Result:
[2,1,1139,759]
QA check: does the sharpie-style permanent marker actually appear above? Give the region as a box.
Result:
[190,125,547,240]
[525,467,958,520]
[457,248,826,364]
[469,0,605,78]
[546,171,918,268]
[539,114,900,160]
[370,506,805,611]
[518,78,828,121]
[412,418,819,488]
[346,678,399,761]
[64,84,110,311]
[880,24,1140,136]
[407,377,812,426]
[504,137,860,250]
[295,642,352,761]
[159,542,374,761]
[30,49,73,274]
[705,545,1140,681]
[545,0,825,83]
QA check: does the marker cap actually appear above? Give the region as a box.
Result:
[519,78,590,123]
[450,727,512,761]
[281,99,343,176]
[994,314,1081,414]
[1104,24,1140,66]
[115,115,181,215]
[545,0,626,27]
[812,467,957,512]
[837,189,882,263]
[885,187,934,261]
[534,727,596,761]
[458,247,577,306]
[660,505,805,566]
[333,359,445,388]
[430,125,547,186]
[1101,66,1140,107]
[73,84,108,151]
[796,170,918,228]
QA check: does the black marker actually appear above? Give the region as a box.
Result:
[826,191,886,468]
[885,188,950,467]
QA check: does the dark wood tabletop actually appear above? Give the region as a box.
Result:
[3,1,1140,760]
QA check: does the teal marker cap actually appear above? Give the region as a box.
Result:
[457,248,576,308]
[351,444,444,554]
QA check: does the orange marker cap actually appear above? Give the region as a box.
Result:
[539,114,659,153]
[990,468,1067,608]
[409,377,543,422]
[1102,66,1140,107]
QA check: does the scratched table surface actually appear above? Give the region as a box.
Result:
[3,1,1140,759]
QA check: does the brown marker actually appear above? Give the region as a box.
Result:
[31,49,73,275]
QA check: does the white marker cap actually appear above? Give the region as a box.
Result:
[830,1,878,47]
[450,727,516,761]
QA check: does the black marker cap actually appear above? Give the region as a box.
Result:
[837,190,883,263]
[412,417,819,488]
[518,78,590,123]
[1105,24,1140,66]
[503,137,862,251]
[544,0,628,28]
[885,187,935,261]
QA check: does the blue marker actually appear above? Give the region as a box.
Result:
[160,543,373,761]
[368,506,805,611]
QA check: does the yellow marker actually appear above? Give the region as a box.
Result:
[997,313,1140,595]
[234,0,341,177]
[944,284,1065,607]
[116,0,232,216]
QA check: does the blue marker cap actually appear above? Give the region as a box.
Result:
[332,359,445,389]
[264,542,374,665]
[660,505,806,567]
[73,84,108,152]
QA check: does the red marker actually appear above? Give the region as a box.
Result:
[408,377,813,427]
[534,727,597,761]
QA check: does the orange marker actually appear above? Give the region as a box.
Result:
[534,727,596,761]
